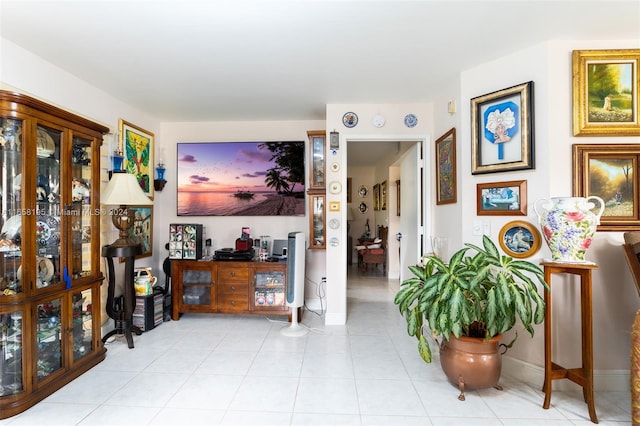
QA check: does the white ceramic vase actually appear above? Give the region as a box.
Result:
[533,196,604,263]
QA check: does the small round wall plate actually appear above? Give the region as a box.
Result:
[404,113,418,128]
[329,218,340,229]
[359,202,368,213]
[329,181,342,194]
[329,237,339,247]
[330,162,340,172]
[342,112,358,128]
[372,114,386,128]
[358,185,368,197]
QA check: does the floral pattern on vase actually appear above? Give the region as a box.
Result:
[533,196,604,263]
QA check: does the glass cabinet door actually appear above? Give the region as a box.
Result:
[35,124,62,290]
[0,308,24,396]
[181,269,213,306]
[71,287,95,362]
[309,192,326,249]
[308,131,325,189]
[36,296,63,381]
[0,118,24,296]
[70,135,94,280]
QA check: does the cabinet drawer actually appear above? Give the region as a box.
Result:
[217,267,249,283]
[218,283,248,311]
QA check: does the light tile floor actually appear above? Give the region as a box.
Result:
[1,265,632,425]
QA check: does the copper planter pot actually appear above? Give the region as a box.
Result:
[439,334,505,400]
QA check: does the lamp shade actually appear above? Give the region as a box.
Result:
[102,172,153,206]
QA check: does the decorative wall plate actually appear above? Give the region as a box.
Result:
[404,113,418,128]
[358,185,368,197]
[359,202,368,213]
[329,218,340,229]
[329,181,342,194]
[342,112,358,128]
[330,162,340,172]
[372,114,386,128]
[329,237,340,247]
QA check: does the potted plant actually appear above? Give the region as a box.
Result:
[394,235,548,400]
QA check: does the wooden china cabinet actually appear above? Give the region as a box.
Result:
[0,91,109,419]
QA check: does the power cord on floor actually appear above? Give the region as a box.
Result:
[303,275,326,317]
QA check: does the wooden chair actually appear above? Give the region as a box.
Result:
[358,225,388,273]
[622,232,640,424]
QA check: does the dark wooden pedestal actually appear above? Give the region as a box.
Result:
[102,244,143,349]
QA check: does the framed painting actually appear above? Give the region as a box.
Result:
[381,180,387,210]
[119,119,154,199]
[572,49,640,136]
[435,127,457,204]
[573,143,640,230]
[498,220,542,259]
[476,180,527,216]
[471,81,534,174]
[396,180,401,216]
[373,183,381,211]
[120,205,153,261]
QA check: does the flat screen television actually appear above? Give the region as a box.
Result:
[177,141,305,216]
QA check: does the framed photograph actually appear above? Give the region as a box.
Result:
[572,49,640,136]
[498,220,542,259]
[573,143,640,231]
[477,180,527,216]
[435,127,457,204]
[381,180,387,210]
[120,206,153,261]
[119,119,154,199]
[347,177,352,203]
[471,81,534,175]
[373,183,381,211]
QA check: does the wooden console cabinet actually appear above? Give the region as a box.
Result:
[171,260,289,319]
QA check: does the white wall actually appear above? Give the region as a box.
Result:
[458,39,640,381]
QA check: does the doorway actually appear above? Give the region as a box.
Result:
[345,139,426,286]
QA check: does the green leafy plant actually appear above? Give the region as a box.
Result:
[394,235,549,363]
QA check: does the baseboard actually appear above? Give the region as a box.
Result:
[503,356,630,392]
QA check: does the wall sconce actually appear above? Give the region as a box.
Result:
[154,160,166,191]
[109,148,124,179]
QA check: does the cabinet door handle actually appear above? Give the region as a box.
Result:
[230,271,236,277]
[231,286,236,291]
[231,300,236,306]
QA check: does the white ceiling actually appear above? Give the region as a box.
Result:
[2,0,639,124]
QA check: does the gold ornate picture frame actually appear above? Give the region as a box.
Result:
[573,49,640,136]
[471,82,534,174]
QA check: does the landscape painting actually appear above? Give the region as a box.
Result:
[177,141,305,216]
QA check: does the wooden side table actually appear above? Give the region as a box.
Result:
[541,261,598,423]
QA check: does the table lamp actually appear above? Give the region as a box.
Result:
[101,171,153,248]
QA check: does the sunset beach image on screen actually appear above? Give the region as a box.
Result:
[176,141,305,216]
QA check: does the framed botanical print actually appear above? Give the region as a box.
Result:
[471,82,534,174]
[572,49,640,136]
[435,127,457,204]
[381,180,387,210]
[119,119,154,199]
